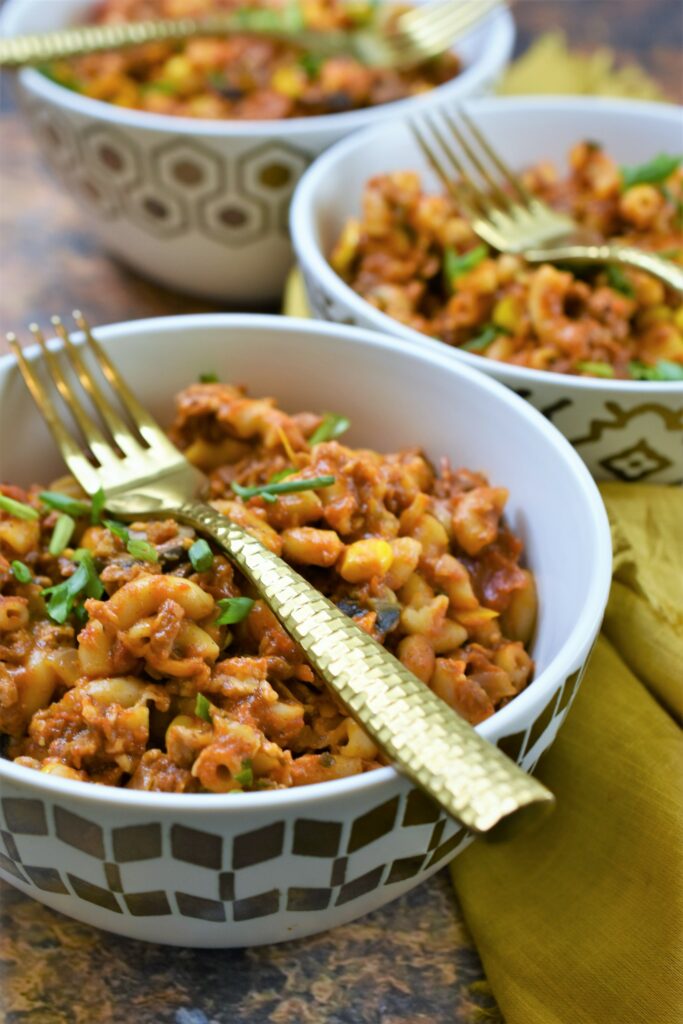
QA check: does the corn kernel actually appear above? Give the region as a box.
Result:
[674,306,683,332]
[159,55,201,96]
[339,538,393,583]
[492,295,521,333]
[272,65,308,99]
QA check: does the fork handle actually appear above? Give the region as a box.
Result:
[177,498,554,839]
[524,244,683,295]
[0,15,356,67]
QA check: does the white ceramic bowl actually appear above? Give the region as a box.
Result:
[290,97,683,483]
[0,314,611,947]
[0,0,514,304]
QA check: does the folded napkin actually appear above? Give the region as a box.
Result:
[450,483,683,1024]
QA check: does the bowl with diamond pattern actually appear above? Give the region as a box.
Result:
[0,313,610,946]
[290,97,683,483]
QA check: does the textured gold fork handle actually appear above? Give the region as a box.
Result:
[524,243,683,295]
[178,499,554,839]
[0,15,365,67]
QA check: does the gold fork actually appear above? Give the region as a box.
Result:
[6,312,553,838]
[0,1,503,70]
[411,108,683,294]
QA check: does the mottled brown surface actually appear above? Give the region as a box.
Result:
[0,1,680,1021]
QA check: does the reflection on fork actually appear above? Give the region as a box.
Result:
[6,312,554,838]
[409,107,683,293]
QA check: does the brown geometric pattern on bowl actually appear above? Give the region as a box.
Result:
[0,666,585,920]
[22,99,311,245]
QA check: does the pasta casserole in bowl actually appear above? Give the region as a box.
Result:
[0,314,610,945]
[290,97,683,482]
[0,0,514,303]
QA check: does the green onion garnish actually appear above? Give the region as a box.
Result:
[215,596,254,626]
[195,693,213,723]
[576,361,615,378]
[104,520,157,562]
[48,514,76,556]
[42,550,102,624]
[198,372,219,383]
[268,467,297,484]
[606,265,635,297]
[299,52,323,78]
[127,539,158,563]
[39,491,91,517]
[461,325,500,353]
[443,244,488,291]
[621,153,682,190]
[231,474,335,502]
[11,560,32,584]
[91,488,105,524]
[308,414,351,446]
[189,539,214,573]
[629,359,683,381]
[104,519,129,543]
[234,759,254,787]
[0,494,39,521]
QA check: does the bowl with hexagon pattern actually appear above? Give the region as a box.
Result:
[0,0,514,304]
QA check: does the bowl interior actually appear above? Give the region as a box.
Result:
[1,0,514,137]
[293,99,683,383]
[0,315,609,742]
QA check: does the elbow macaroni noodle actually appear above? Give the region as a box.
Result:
[0,383,537,792]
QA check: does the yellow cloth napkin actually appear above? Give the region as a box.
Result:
[282,41,680,1023]
[450,484,683,1024]
[282,275,683,1022]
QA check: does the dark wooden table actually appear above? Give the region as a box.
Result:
[0,3,680,1022]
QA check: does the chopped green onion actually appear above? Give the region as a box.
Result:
[104,519,129,543]
[234,759,254,787]
[189,539,214,573]
[198,371,219,383]
[49,514,76,557]
[231,474,335,501]
[606,264,635,297]
[39,491,90,517]
[91,488,106,524]
[215,596,254,626]
[104,520,158,562]
[11,560,32,584]
[268,467,297,484]
[308,414,351,446]
[127,539,158,563]
[42,549,102,624]
[443,244,488,291]
[0,494,39,521]
[299,52,323,78]
[72,549,105,599]
[576,361,615,378]
[629,359,683,381]
[461,325,500,353]
[195,693,213,723]
[141,81,178,96]
[621,153,682,190]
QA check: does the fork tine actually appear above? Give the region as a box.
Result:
[441,109,513,214]
[410,119,481,224]
[72,311,176,453]
[7,333,103,494]
[51,315,144,459]
[420,114,492,218]
[29,323,118,468]
[395,0,501,53]
[459,108,534,207]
